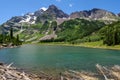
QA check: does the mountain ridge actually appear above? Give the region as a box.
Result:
[0,4,120,43]
[1,5,69,31]
[70,8,118,21]
[2,5,120,27]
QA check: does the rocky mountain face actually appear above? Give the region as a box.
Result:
[2,13,37,33]
[36,5,69,23]
[70,8,117,21]
[2,5,68,33]
[2,5,119,32]
[45,5,69,18]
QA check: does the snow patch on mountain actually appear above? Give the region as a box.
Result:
[40,7,48,11]
[19,13,37,24]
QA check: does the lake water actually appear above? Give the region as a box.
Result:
[0,44,120,76]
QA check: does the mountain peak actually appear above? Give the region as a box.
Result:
[70,8,117,20]
[91,8,104,11]
[40,7,48,11]
[45,4,69,18]
[48,5,58,10]
[46,4,60,12]
[90,8,108,13]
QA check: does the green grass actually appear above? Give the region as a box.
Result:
[75,41,120,50]
[78,41,104,47]
[37,41,120,50]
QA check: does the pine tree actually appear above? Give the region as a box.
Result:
[16,34,19,42]
[10,28,13,39]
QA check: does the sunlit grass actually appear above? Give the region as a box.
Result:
[37,41,120,50]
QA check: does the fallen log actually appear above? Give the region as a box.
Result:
[1,63,120,80]
[0,63,53,80]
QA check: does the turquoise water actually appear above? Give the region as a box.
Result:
[0,44,120,75]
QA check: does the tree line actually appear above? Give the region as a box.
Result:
[99,21,120,46]
[0,28,22,46]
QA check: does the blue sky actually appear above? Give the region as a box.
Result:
[0,0,120,24]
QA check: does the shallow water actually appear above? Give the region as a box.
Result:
[0,44,120,75]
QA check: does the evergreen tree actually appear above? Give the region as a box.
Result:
[40,21,50,32]
[10,28,13,39]
[99,21,120,46]
[51,21,57,31]
[16,34,19,42]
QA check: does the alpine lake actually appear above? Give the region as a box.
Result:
[0,44,120,76]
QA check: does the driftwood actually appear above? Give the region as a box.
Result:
[1,63,120,80]
[61,64,120,80]
[0,62,4,65]
[0,63,53,80]
[0,63,31,80]
[96,64,113,80]
[61,70,98,80]
[96,64,120,80]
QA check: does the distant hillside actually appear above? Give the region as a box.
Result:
[56,18,105,42]
[99,21,120,46]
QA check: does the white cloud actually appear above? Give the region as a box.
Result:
[69,4,73,7]
[56,0,61,2]
[40,7,48,11]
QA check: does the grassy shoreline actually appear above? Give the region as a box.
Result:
[36,41,120,50]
